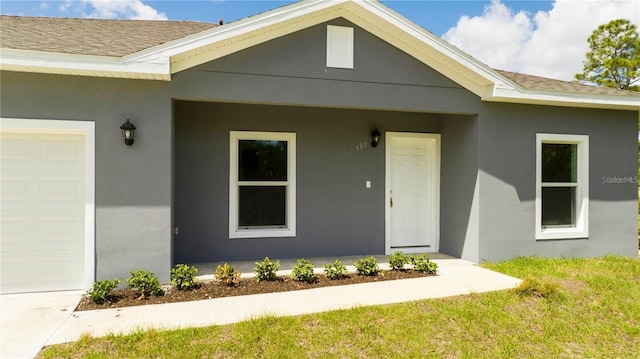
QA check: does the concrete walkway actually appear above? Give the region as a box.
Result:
[1,258,521,358]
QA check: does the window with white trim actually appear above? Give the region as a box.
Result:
[535,134,589,240]
[229,131,296,238]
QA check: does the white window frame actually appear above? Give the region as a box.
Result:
[326,25,354,69]
[535,133,589,240]
[229,131,296,239]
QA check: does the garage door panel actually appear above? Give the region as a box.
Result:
[0,217,29,244]
[41,217,85,245]
[0,176,29,201]
[1,211,84,251]
[1,133,84,171]
[1,174,83,211]
[0,135,29,160]
[40,176,84,202]
[1,250,84,293]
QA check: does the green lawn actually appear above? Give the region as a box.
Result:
[39,256,640,359]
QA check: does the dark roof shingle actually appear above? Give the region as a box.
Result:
[497,69,639,97]
[0,15,217,57]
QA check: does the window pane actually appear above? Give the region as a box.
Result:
[542,187,576,227]
[238,186,286,228]
[239,140,287,181]
[542,144,577,183]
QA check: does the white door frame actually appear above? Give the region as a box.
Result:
[385,132,440,255]
[0,118,95,291]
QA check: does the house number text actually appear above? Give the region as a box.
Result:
[355,140,369,152]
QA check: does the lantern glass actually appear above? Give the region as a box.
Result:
[120,119,136,146]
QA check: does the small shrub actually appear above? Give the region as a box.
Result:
[87,278,120,304]
[215,263,241,287]
[171,264,198,290]
[291,258,317,283]
[354,256,381,276]
[324,259,348,280]
[126,269,164,298]
[389,251,409,271]
[255,257,280,282]
[411,254,438,274]
[515,277,563,300]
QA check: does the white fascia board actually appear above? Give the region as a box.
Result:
[131,0,347,68]
[0,48,170,80]
[488,86,640,111]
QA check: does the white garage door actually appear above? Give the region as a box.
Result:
[1,119,94,294]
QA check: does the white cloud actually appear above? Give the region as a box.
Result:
[84,0,167,20]
[443,0,640,81]
[59,0,167,20]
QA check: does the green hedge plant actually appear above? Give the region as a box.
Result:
[255,257,280,282]
[411,254,438,274]
[389,251,409,271]
[171,264,198,290]
[354,256,381,276]
[291,258,317,283]
[87,278,120,304]
[215,263,241,287]
[324,259,347,280]
[126,269,164,298]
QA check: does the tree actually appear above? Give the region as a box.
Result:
[575,19,640,91]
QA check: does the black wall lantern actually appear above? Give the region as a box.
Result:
[371,128,381,148]
[120,119,136,146]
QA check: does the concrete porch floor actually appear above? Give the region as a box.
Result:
[190,252,457,278]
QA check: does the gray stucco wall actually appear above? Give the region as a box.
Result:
[477,103,638,261]
[0,71,174,282]
[440,115,480,262]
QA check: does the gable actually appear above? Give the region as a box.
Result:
[193,18,464,92]
[173,18,479,114]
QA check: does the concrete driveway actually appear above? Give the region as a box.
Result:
[1,291,82,359]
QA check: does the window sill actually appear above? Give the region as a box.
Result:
[535,228,588,240]
[229,228,296,239]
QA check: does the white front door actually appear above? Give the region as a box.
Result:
[385,132,440,254]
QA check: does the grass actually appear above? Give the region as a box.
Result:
[39,256,640,358]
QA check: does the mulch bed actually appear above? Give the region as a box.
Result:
[77,270,432,311]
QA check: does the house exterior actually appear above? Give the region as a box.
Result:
[1,0,638,294]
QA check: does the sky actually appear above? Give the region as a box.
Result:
[1,0,639,81]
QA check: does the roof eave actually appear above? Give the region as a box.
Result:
[0,48,171,80]
[486,86,640,111]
